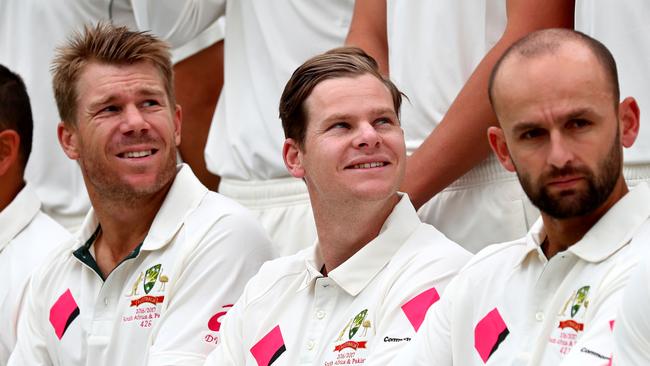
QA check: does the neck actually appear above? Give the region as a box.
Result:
[90,181,172,278]
[0,169,25,212]
[541,178,628,258]
[313,193,399,275]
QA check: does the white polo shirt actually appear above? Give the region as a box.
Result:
[398,183,650,365]
[8,165,274,366]
[611,248,650,365]
[0,184,70,364]
[205,194,471,365]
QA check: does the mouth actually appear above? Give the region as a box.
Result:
[117,149,158,159]
[547,176,584,189]
[347,161,389,169]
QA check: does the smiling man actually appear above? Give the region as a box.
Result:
[397,29,650,365]
[8,23,273,366]
[204,47,470,366]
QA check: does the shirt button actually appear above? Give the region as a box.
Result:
[316,310,326,319]
[104,298,109,306]
[535,312,544,321]
[307,340,315,350]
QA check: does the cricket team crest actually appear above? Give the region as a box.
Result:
[558,285,590,332]
[322,309,372,365]
[122,263,169,328]
[548,285,592,356]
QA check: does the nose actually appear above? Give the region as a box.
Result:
[353,122,381,149]
[119,104,149,135]
[546,131,574,168]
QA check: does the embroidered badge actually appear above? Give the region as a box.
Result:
[49,289,80,340]
[122,264,168,328]
[250,325,286,366]
[549,285,592,356]
[474,308,509,363]
[401,287,440,332]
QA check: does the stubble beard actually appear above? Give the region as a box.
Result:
[80,145,177,208]
[516,132,622,219]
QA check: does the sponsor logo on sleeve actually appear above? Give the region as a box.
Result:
[474,307,509,363]
[401,287,440,332]
[49,289,80,340]
[203,304,234,345]
[250,325,286,366]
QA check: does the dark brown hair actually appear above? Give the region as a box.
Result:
[279,47,403,148]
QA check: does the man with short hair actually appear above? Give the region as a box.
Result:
[205,47,470,365]
[8,23,273,366]
[0,64,70,364]
[397,28,650,365]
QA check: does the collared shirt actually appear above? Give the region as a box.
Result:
[8,165,274,366]
[398,183,650,365]
[0,184,70,364]
[205,194,470,365]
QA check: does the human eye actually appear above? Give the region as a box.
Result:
[328,122,351,130]
[566,118,591,130]
[519,128,546,140]
[142,99,161,108]
[97,105,119,115]
[374,117,393,126]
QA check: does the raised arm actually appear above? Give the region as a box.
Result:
[399,0,574,209]
[345,0,389,75]
[174,39,224,191]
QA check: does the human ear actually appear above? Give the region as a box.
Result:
[488,126,516,172]
[0,129,20,176]
[282,138,306,179]
[58,122,81,160]
[618,97,640,148]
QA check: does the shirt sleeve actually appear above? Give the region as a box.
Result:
[386,279,456,366]
[146,212,274,365]
[203,294,248,365]
[129,0,226,48]
[612,258,650,365]
[7,275,53,366]
[367,247,467,365]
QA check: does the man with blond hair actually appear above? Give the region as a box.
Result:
[8,23,273,366]
[205,47,469,365]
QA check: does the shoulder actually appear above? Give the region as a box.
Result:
[25,235,79,294]
[185,192,272,254]
[393,223,472,270]
[237,249,310,306]
[19,211,71,250]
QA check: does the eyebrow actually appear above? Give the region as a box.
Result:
[511,107,596,135]
[87,87,166,112]
[322,107,397,123]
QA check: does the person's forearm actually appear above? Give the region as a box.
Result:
[175,41,223,191]
[345,0,389,75]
